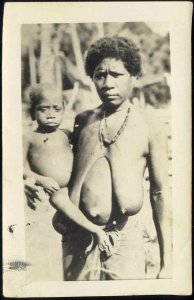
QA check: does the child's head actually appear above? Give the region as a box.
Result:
[29,83,64,128]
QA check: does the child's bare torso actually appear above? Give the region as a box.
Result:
[28,129,73,188]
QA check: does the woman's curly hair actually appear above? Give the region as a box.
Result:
[85,36,142,78]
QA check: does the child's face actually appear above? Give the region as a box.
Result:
[34,91,64,128]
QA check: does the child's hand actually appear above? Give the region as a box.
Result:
[95,228,111,253]
[24,178,44,201]
[38,177,60,194]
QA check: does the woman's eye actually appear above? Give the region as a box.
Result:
[94,73,104,80]
[112,73,122,78]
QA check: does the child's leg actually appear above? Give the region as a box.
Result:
[52,210,68,235]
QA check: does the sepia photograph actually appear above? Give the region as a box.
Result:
[21,21,172,282]
[3,2,192,297]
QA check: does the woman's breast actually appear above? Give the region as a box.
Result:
[108,146,146,217]
[80,156,113,224]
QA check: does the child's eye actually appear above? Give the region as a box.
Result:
[39,108,47,112]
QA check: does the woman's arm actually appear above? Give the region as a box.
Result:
[147,115,172,278]
[51,189,110,251]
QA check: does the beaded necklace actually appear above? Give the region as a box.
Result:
[99,106,130,147]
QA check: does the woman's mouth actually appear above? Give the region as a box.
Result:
[103,93,118,99]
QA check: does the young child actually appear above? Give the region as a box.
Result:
[23,83,110,252]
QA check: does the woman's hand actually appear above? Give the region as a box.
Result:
[95,228,111,253]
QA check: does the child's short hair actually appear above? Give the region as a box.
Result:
[29,83,63,120]
[85,36,142,78]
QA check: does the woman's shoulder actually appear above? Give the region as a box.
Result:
[75,105,102,126]
[141,108,167,141]
[134,106,163,127]
[75,105,102,120]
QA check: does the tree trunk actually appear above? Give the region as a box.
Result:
[70,23,86,79]
[39,24,55,84]
[29,44,36,85]
[96,23,104,38]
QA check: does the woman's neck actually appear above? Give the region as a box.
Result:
[103,99,130,116]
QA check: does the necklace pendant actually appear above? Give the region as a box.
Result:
[102,137,111,146]
[43,136,48,143]
[103,140,110,147]
[99,106,130,148]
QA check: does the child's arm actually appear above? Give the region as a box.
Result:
[51,189,110,251]
[23,133,60,194]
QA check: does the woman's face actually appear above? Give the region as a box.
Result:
[93,58,135,110]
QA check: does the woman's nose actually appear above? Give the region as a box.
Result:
[103,74,114,89]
